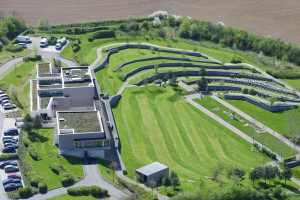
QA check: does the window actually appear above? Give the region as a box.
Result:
[73,139,109,149]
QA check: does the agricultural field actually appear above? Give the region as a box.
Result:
[228,99,300,139]
[2,0,300,44]
[113,86,269,191]
[197,96,296,158]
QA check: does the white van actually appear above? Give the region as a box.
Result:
[40,38,48,48]
[16,35,31,44]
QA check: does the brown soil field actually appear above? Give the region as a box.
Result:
[1,0,300,44]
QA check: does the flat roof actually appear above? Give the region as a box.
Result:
[62,67,93,87]
[136,162,168,176]
[57,111,104,134]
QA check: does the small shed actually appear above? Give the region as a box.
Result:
[135,162,169,186]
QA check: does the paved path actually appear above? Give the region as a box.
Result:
[211,94,300,153]
[0,57,23,79]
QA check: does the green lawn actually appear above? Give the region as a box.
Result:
[0,61,36,112]
[228,99,300,138]
[47,194,98,200]
[113,86,269,191]
[22,129,84,189]
[197,96,296,158]
[0,48,29,65]
[283,79,300,91]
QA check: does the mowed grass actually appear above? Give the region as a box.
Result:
[197,96,296,158]
[0,48,29,65]
[113,86,269,191]
[283,79,300,91]
[0,61,36,112]
[228,100,300,138]
[23,129,83,189]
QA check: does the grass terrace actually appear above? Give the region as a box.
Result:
[113,86,269,191]
[197,96,296,158]
[58,111,103,133]
[228,99,300,138]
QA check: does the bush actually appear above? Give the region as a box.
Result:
[5,44,23,52]
[89,30,115,41]
[0,153,18,161]
[30,176,41,187]
[29,147,41,161]
[47,36,57,45]
[23,55,42,62]
[50,163,65,175]
[67,186,108,198]
[231,56,242,63]
[38,182,48,194]
[61,173,76,187]
[72,43,80,53]
[18,187,33,198]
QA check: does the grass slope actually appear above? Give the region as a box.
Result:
[197,96,296,158]
[113,86,268,191]
[23,129,83,189]
[228,100,300,138]
[0,61,36,112]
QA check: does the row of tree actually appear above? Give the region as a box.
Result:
[0,16,26,45]
[175,17,300,66]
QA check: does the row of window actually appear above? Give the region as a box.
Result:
[73,139,109,148]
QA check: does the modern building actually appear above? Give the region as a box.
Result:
[30,62,110,158]
[136,162,169,186]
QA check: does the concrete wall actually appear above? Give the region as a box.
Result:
[136,168,169,186]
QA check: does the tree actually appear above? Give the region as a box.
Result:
[249,166,264,185]
[22,121,33,133]
[263,165,279,184]
[33,116,42,129]
[178,17,191,39]
[197,78,208,92]
[170,171,180,189]
[228,168,245,184]
[281,167,292,184]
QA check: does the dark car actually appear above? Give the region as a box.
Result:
[2,137,18,143]
[2,147,16,153]
[0,96,9,102]
[3,104,16,110]
[3,178,21,185]
[0,161,17,169]
[4,143,18,149]
[4,165,19,173]
[3,182,22,192]
[1,100,10,105]
[4,128,18,136]
[7,174,21,180]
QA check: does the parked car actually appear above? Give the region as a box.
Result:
[3,178,21,185]
[40,38,48,48]
[4,143,18,149]
[0,161,17,169]
[3,136,18,142]
[3,182,22,192]
[0,97,10,103]
[4,165,19,173]
[4,128,18,136]
[2,147,16,153]
[7,174,21,180]
[3,140,18,145]
[4,104,16,110]
[16,35,31,44]
[0,90,4,95]
[1,101,11,106]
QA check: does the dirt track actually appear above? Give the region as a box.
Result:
[1,0,300,44]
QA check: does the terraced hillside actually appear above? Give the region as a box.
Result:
[93,41,300,193]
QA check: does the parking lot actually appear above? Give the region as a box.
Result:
[0,113,23,197]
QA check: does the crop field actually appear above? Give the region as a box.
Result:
[2,0,300,44]
[228,100,300,138]
[197,96,296,158]
[113,86,269,191]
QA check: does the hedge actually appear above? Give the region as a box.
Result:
[23,55,42,62]
[88,30,115,41]
[18,187,33,198]
[67,186,108,198]
[38,182,48,193]
[0,153,18,161]
[61,173,76,187]
[5,44,23,52]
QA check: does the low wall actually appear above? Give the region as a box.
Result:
[224,94,296,112]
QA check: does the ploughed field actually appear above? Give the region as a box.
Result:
[113,86,268,190]
[2,0,300,43]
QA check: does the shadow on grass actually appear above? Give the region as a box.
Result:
[63,155,84,166]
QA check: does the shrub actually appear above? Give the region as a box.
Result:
[23,136,30,148]
[72,43,80,53]
[231,56,242,63]
[0,153,18,161]
[49,163,65,175]
[18,187,33,198]
[61,173,76,187]
[89,30,115,41]
[30,176,41,187]
[47,36,57,45]
[67,186,108,198]
[90,185,108,198]
[23,55,42,62]
[38,182,48,194]
[5,44,23,52]
[29,147,41,161]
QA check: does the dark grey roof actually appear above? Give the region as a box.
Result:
[136,162,168,176]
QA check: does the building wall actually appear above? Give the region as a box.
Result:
[136,168,169,186]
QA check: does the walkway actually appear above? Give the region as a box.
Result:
[211,94,300,153]
[0,57,23,79]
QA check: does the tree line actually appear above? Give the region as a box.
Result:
[0,16,26,46]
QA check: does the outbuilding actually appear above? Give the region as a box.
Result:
[135,162,169,186]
